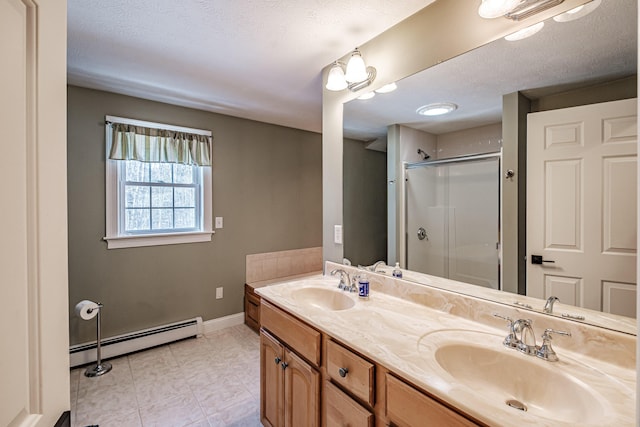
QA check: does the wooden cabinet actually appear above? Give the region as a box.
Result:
[244,284,261,332]
[283,348,320,427]
[324,381,374,427]
[260,303,321,427]
[385,374,480,427]
[326,339,375,406]
[260,331,283,427]
[261,300,321,366]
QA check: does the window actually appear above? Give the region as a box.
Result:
[104,116,213,249]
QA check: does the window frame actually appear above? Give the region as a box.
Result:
[104,115,213,249]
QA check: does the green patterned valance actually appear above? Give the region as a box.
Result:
[108,122,212,167]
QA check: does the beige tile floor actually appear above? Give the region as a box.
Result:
[70,324,262,427]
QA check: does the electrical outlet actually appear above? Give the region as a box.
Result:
[216,287,223,299]
[215,217,224,229]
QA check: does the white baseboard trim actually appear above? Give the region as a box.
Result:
[202,312,245,335]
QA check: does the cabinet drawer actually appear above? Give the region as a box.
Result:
[324,381,373,427]
[326,339,375,405]
[385,374,479,427]
[261,300,321,367]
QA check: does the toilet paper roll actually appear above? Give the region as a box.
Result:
[75,300,99,320]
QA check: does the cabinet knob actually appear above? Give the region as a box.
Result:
[274,357,281,365]
[281,362,288,370]
[338,367,349,378]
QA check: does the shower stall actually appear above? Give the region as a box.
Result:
[405,152,501,290]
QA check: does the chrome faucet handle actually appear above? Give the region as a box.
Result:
[536,328,572,362]
[493,313,518,348]
[543,296,560,313]
[349,274,361,292]
[330,269,350,290]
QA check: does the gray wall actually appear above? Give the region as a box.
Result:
[343,139,387,266]
[67,86,322,345]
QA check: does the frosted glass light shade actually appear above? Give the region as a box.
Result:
[326,63,348,91]
[375,82,398,94]
[553,0,601,22]
[345,50,368,83]
[505,21,544,41]
[478,0,520,18]
[357,92,375,100]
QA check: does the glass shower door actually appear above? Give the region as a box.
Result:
[405,155,500,289]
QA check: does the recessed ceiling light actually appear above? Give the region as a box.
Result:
[375,82,398,94]
[416,103,458,116]
[357,92,376,100]
[505,22,545,41]
[553,0,601,22]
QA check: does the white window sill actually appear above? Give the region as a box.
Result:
[104,231,214,249]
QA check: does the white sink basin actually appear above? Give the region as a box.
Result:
[418,329,625,425]
[291,286,355,311]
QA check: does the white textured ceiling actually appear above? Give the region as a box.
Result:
[67,0,436,133]
[344,0,637,140]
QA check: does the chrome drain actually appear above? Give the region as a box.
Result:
[506,399,527,412]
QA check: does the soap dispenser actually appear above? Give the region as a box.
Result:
[392,262,403,278]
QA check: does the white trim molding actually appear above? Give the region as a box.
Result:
[202,313,245,335]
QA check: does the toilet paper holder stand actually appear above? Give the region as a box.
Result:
[85,302,112,378]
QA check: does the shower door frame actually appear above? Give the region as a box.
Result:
[403,151,503,290]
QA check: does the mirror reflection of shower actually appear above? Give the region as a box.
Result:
[405,152,500,290]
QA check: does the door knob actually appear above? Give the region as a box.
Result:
[417,227,428,240]
[531,255,555,265]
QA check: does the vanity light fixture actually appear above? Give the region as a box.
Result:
[375,82,398,94]
[478,0,521,19]
[478,0,566,21]
[357,92,376,100]
[553,0,600,22]
[505,21,545,41]
[416,102,458,116]
[325,48,377,92]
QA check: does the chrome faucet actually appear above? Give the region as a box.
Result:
[369,261,386,272]
[536,329,572,362]
[543,296,559,313]
[514,319,537,355]
[494,313,571,362]
[330,269,350,290]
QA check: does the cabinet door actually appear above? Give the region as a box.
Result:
[284,349,320,427]
[261,331,284,427]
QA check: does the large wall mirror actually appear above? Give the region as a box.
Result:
[343,0,637,333]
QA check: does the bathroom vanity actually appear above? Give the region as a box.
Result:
[256,262,636,427]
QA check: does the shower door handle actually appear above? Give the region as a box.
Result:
[417,227,428,240]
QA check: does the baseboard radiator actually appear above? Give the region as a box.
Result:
[69,317,203,368]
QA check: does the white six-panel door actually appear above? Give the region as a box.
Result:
[0,0,69,426]
[527,98,637,317]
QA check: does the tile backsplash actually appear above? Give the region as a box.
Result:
[246,247,322,283]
